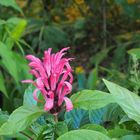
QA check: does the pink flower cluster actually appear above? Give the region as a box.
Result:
[22,47,73,114]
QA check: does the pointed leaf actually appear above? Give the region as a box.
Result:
[71,90,114,110]
[103,79,140,125]
[0,106,44,135]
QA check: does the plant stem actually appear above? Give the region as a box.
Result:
[20,131,33,140]
[54,114,58,122]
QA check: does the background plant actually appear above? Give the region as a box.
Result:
[1,0,140,139]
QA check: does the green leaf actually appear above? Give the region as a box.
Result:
[65,109,89,129]
[57,130,111,140]
[89,103,123,125]
[0,19,6,25]
[87,67,98,89]
[81,124,107,134]
[120,135,140,140]
[108,127,134,138]
[0,72,8,97]
[0,106,44,135]
[23,85,37,106]
[55,122,68,137]
[90,48,110,65]
[71,90,114,110]
[0,42,31,83]
[0,110,9,127]
[7,18,27,42]
[128,48,140,59]
[103,79,140,125]
[0,0,22,13]
[0,42,19,83]
[77,73,86,90]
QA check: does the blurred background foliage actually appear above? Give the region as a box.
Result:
[1,0,140,112]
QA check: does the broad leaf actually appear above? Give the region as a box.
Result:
[81,124,107,134]
[120,135,140,140]
[57,130,111,140]
[65,109,89,129]
[0,106,44,135]
[103,79,140,125]
[71,90,114,110]
[89,103,123,126]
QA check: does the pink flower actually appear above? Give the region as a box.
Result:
[22,47,73,114]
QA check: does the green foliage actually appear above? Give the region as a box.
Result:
[71,90,114,110]
[42,26,69,51]
[103,79,140,124]
[57,130,111,140]
[87,67,98,90]
[23,85,38,106]
[81,124,107,134]
[128,48,140,59]
[0,42,31,83]
[89,103,123,125]
[1,0,140,139]
[108,127,134,138]
[0,106,44,135]
[55,122,68,137]
[0,0,22,13]
[120,135,140,140]
[65,109,89,129]
[0,72,8,97]
[0,110,9,127]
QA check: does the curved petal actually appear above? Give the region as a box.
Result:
[36,78,44,89]
[60,47,70,53]
[44,98,54,111]
[33,88,42,102]
[64,81,72,93]
[44,48,52,77]
[29,70,40,78]
[58,82,72,106]
[64,97,73,112]
[26,55,41,63]
[50,74,57,90]
[21,79,34,84]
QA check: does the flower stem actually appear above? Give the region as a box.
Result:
[54,114,58,123]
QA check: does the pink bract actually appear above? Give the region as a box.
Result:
[22,47,73,114]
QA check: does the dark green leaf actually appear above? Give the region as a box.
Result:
[65,109,89,129]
